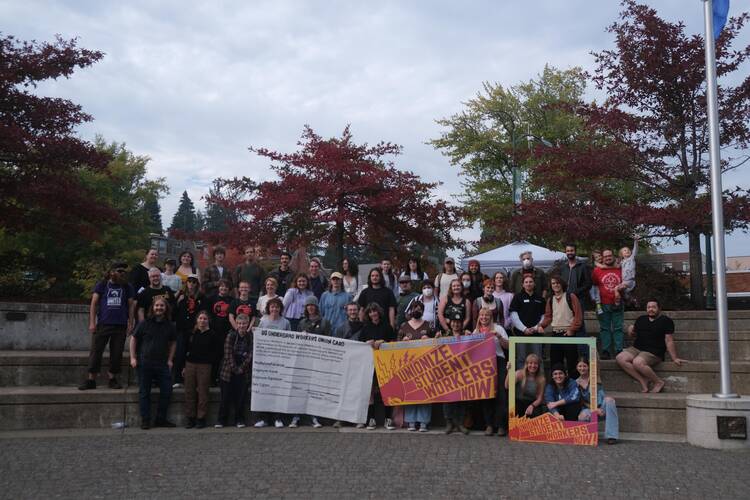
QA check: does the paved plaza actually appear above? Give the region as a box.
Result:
[1,427,748,499]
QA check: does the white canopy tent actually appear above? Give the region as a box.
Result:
[461,241,567,276]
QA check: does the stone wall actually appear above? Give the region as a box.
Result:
[0,302,89,350]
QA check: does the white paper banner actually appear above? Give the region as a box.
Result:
[250,328,374,423]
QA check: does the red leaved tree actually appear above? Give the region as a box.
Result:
[208,125,463,264]
[504,1,750,307]
[0,34,113,238]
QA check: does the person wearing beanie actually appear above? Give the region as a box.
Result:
[544,363,581,421]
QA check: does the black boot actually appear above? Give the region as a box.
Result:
[185,417,196,429]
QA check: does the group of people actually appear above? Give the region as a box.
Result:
[80,241,685,443]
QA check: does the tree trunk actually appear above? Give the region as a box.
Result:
[688,231,704,309]
[335,220,345,270]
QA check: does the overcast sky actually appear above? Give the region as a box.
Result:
[5,0,750,257]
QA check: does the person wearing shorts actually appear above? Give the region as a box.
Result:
[616,299,685,393]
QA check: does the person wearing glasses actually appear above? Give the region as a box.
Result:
[79,261,136,391]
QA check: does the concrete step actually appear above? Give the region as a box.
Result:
[608,391,686,435]
[0,385,686,436]
[601,360,750,394]
[0,351,131,387]
[584,310,750,332]
[0,386,222,431]
[666,331,750,361]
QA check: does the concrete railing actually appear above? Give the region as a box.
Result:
[0,302,89,350]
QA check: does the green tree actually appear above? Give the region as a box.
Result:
[0,138,168,299]
[169,191,199,234]
[430,65,587,248]
[144,197,163,234]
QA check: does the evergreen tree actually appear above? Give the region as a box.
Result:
[144,196,163,234]
[169,191,198,234]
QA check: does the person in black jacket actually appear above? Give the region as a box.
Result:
[173,275,203,387]
[183,311,215,428]
[129,297,177,429]
[360,303,396,431]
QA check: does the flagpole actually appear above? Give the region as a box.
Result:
[702,0,737,398]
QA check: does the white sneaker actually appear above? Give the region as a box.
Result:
[254,420,267,428]
[408,423,417,431]
[366,418,376,430]
[172,383,183,389]
[356,423,366,429]
[419,423,429,432]
[274,419,284,428]
[384,418,396,430]
[312,417,322,428]
[236,422,246,428]
[332,421,342,428]
[214,423,224,429]
[289,416,300,428]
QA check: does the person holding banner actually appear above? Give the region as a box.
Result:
[215,314,253,429]
[473,306,509,436]
[539,275,583,379]
[576,357,619,445]
[398,301,433,431]
[509,276,546,368]
[506,353,545,418]
[360,303,396,430]
[283,273,314,331]
[544,364,582,422]
[443,318,471,435]
[258,297,291,331]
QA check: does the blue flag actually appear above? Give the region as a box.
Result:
[714,0,730,39]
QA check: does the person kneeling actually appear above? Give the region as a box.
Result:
[544,363,581,421]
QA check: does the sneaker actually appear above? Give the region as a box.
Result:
[356,423,366,429]
[236,422,246,429]
[384,418,396,430]
[214,422,225,429]
[140,419,150,430]
[312,417,323,428]
[366,418,377,430]
[332,421,342,428]
[172,383,183,389]
[274,419,284,428]
[78,379,96,391]
[289,416,300,428]
[196,419,206,429]
[444,420,454,434]
[408,423,417,431]
[419,423,429,433]
[484,425,494,436]
[154,419,176,428]
[185,418,196,429]
[497,427,507,437]
[254,420,268,428]
[458,425,470,435]
[108,378,122,390]
[607,438,618,445]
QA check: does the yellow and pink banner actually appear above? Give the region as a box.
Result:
[373,333,497,406]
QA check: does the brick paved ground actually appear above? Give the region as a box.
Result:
[1,427,747,499]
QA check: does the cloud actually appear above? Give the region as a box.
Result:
[4,0,750,255]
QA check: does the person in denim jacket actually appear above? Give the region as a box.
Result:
[576,357,619,445]
[544,363,581,421]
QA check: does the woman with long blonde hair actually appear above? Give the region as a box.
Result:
[505,353,545,418]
